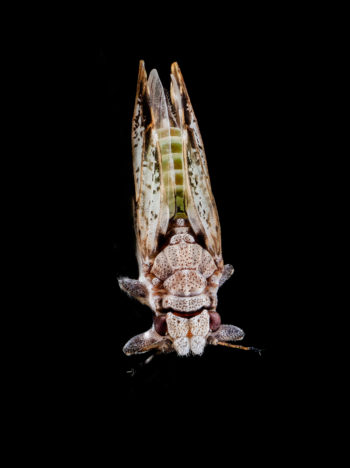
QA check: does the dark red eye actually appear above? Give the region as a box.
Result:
[154,315,168,336]
[209,311,221,331]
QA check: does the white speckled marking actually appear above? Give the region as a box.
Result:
[173,337,190,356]
[190,336,206,355]
[166,311,210,356]
[163,270,206,296]
[189,310,210,336]
[175,218,185,226]
[169,233,195,244]
[166,313,189,338]
[152,277,161,286]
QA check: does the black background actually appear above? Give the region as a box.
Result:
[66,23,326,443]
[12,6,341,461]
[90,52,301,392]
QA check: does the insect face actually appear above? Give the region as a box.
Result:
[165,310,210,356]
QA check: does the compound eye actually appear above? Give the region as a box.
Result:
[154,315,168,336]
[209,311,221,331]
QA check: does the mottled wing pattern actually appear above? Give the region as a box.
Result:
[132,61,148,204]
[170,62,222,266]
[132,61,168,268]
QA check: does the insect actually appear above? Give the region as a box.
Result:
[119,60,259,357]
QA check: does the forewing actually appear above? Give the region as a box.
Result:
[132,61,168,269]
[170,62,222,265]
[132,61,149,204]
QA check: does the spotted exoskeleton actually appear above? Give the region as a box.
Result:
[119,61,257,357]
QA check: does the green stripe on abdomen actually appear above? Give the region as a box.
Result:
[157,127,186,218]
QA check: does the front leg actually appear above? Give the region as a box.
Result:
[118,277,148,304]
[123,328,173,355]
[219,264,234,287]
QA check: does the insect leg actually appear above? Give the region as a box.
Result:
[219,264,234,287]
[208,324,245,343]
[208,325,262,354]
[118,277,148,300]
[216,341,263,354]
[123,328,172,355]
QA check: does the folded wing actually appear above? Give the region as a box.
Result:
[170,62,222,266]
[132,61,169,269]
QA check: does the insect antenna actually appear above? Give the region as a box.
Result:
[217,341,263,355]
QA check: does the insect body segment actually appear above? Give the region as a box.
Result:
[119,60,249,357]
[156,127,186,218]
[151,218,216,315]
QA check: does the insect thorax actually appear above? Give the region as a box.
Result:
[145,218,222,355]
[150,218,219,309]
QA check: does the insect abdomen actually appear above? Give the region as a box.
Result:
[157,127,185,218]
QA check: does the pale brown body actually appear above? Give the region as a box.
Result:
[119,61,253,356]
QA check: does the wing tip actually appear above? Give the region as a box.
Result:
[148,68,160,79]
[137,60,147,82]
[171,61,180,73]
